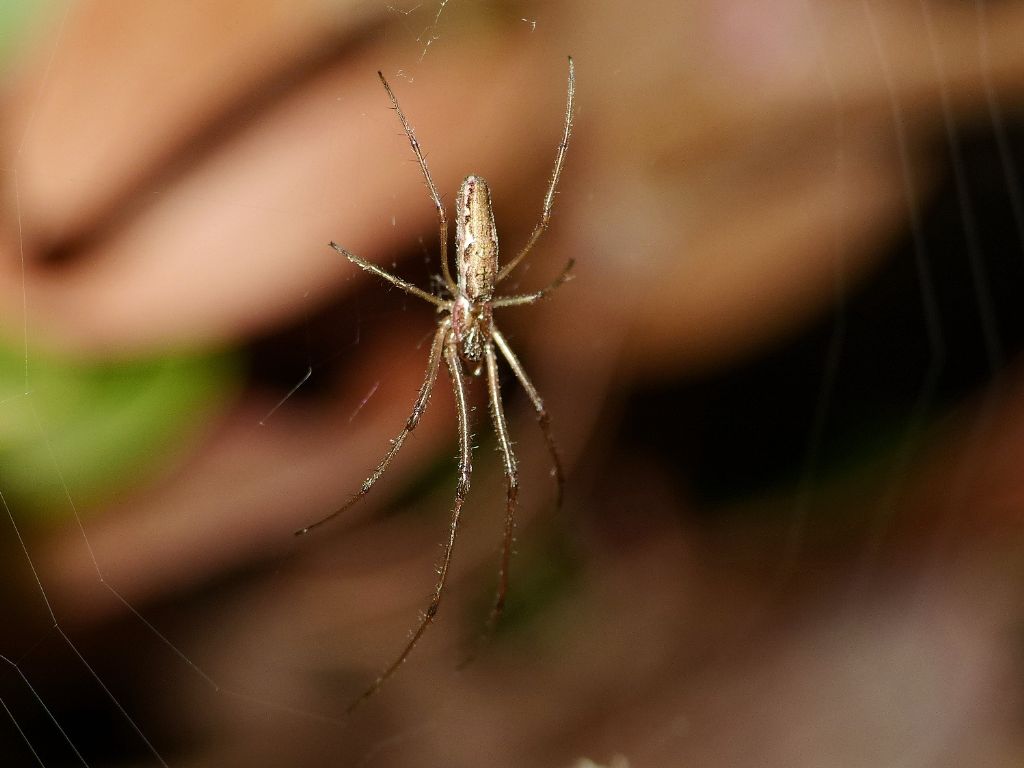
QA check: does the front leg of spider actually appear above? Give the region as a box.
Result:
[296,57,575,711]
[347,338,473,713]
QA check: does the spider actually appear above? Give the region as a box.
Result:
[296,57,575,710]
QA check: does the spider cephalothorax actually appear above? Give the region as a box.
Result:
[451,293,492,367]
[296,58,576,711]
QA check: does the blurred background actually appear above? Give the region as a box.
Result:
[1,0,1024,765]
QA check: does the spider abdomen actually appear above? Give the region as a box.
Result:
[455,175,499,301]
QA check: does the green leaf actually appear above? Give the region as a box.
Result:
[0,342,240,519]
[0,0,45,65]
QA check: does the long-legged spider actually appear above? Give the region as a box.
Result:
[296,57,575,710]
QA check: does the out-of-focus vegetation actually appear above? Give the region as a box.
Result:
[0,342,238,515]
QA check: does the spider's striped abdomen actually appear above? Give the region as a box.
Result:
[455,175,498,302]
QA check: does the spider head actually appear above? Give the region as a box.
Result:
[452,295,492,366]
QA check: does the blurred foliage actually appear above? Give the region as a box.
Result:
[0,342,239,518]
[0,0,42,64]
[0,2,242,518]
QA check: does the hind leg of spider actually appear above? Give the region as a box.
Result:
[329,242,448,309]
[491,327,565,508]
[294,319,450,536]
[377,72,456,293]
[347,339,473,712]
[496,57,575,283]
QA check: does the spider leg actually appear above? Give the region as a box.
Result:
[496,57,575,284]
[492,259,575,308]
[482,341,518,637]
[294,318,450,536]
[347,338,472,712]
[377,72,457,293]
[330,242,448,309]
[491,327,565,508]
